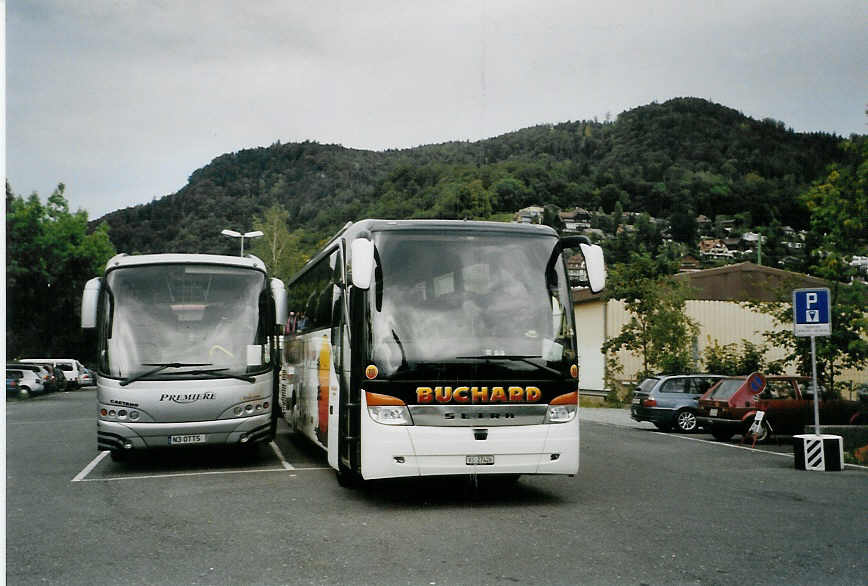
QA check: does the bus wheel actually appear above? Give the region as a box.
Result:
[335,466,360,488]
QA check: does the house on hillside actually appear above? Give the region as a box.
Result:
[513,206,544,224]
[559,208,592,232]
[698,238,734,259]
[571,262,867,394]
[678,255,702,272]
[566,253,587,284]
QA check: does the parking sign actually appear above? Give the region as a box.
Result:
[793,288,831,337]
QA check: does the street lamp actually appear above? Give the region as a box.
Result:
[221,229,264,256]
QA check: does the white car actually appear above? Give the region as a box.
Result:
[6,368,46,397]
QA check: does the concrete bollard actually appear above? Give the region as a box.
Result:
[793,434,844,471]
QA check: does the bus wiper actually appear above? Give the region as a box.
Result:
[455,355,562,377]
[120,362,213,386]
[170,368,256,384]
[392,329,409,370]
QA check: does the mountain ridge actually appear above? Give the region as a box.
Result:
[96,97,850,257]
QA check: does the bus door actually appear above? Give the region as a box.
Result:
[326,246,345,469]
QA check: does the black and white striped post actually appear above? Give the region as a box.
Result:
[791,288,843,472]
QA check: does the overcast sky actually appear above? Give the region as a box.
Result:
[6,0,867,219]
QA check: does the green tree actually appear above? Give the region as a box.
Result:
[751,137,868,391]
[6,182,116,361]
[702,338,767,374]
[249,203,308,284]
[602,253,699,381]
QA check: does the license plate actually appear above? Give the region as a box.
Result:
[632,397,640,405]
[466,455,495,465]
[709,408,718,417]
[169,434,206,445]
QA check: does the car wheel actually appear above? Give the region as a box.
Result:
[711,428,733,441]
[674,409,698,433]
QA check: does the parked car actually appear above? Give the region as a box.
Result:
[79,369,94,387]
[696,374,865,442]
[5,368,45,397]
[7,363,54,393]
[630,374,726,432]
[7,370,24,396]
[18,358,86,389]
[53,367,69,392]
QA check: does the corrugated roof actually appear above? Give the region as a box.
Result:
[572,262,829,303]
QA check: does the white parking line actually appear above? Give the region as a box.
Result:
[654,430,868,471]
[655,431,793,457]
[270,440,295,470]
[70,444,326,482]
[71,450,111,482]
[75,468,301,482]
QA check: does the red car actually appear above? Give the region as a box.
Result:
[696,374,864,442]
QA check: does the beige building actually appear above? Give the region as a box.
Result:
[573,262,867,394]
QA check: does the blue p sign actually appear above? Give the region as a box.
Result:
[793,288,831,337]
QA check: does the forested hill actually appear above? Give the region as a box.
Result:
[98,97,848,256]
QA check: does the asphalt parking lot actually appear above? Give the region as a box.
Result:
[6,390,868,585]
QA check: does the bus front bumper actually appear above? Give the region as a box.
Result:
[360,415,579,480]
[97,414,273,452]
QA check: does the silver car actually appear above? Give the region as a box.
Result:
[630,374,725,432]
[6,368,46,397]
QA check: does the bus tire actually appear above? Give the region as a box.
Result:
[335,466,360,488]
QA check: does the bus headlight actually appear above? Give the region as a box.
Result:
[367,405,412,426]
[545,404,577,423]
[545,391,578,423]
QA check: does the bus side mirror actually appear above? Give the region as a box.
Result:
[271,278,288,327]
[350,238,374,290]
[549,236,606,294]
[81,277,102,329]
[579,243,606,294]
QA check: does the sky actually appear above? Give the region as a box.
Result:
[5,0,867,220]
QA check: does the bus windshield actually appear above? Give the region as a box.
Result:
[101,264,271,381]
[370,230,575,377]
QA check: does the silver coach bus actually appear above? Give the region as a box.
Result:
[81,253,287,460]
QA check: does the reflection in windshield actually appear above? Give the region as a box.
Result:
[370,230,575,376]
[102,264,269,380]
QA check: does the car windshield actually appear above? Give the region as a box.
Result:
[708,379,745,400]
[369,229,575,377]
[101,263,271,380]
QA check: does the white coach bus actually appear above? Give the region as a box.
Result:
[281,219,605,486]
[81,253,287,460]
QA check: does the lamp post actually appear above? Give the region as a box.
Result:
[221,229,264,256]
